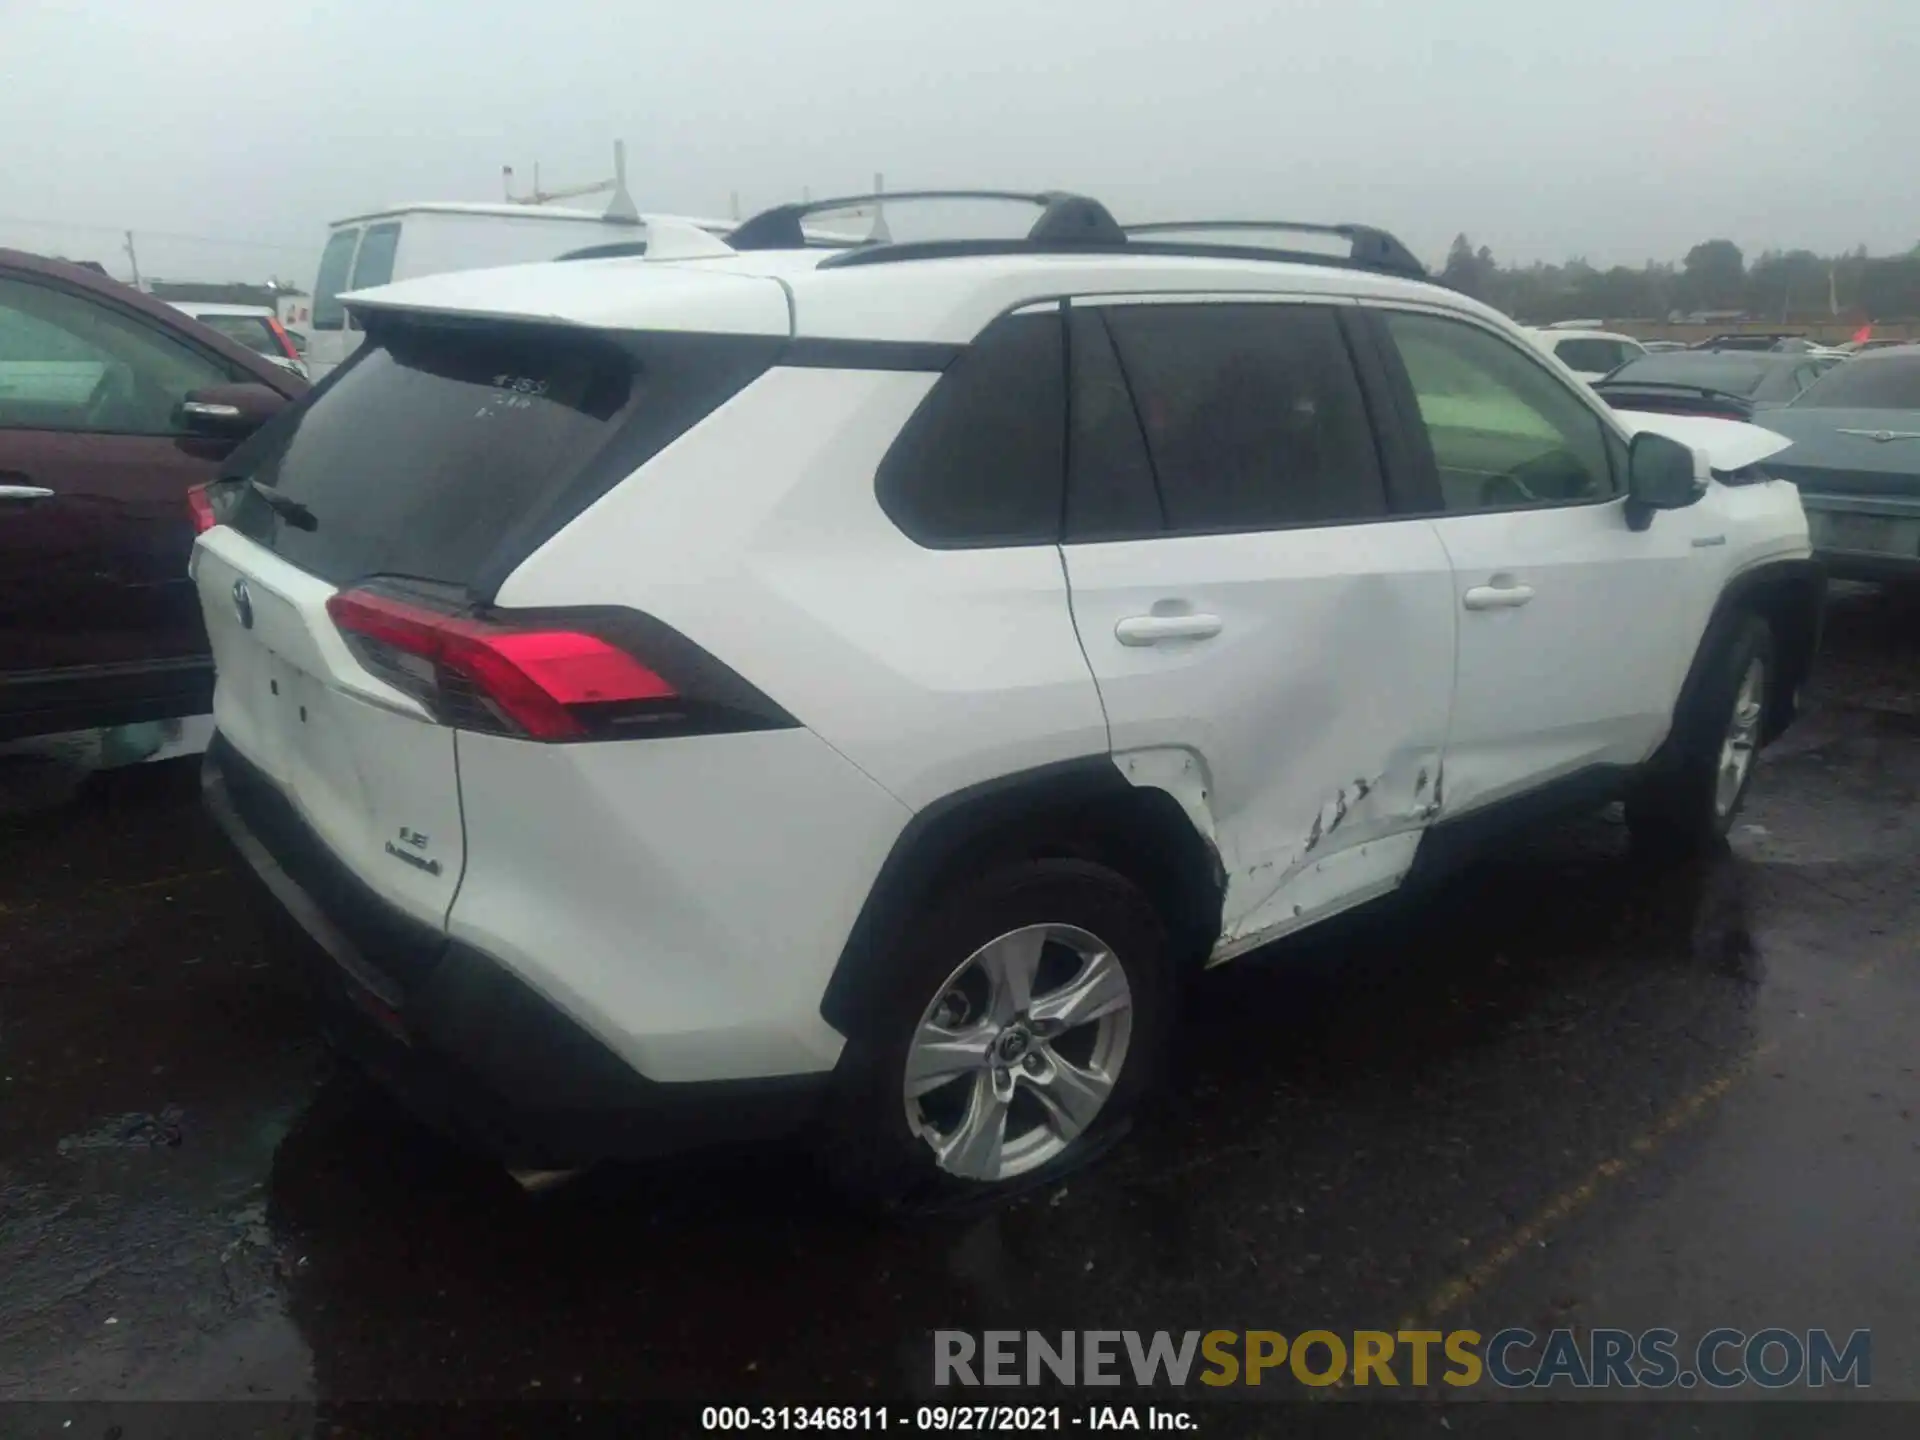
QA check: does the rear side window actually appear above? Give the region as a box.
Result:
[876,310,1065,547]
[228,322,777,590]
[1100,302,1386,533]
[312,229,359,331]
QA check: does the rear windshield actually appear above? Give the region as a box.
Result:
[226,320,777,592]
[195,313,281,357]
[1553,338,1639,373]
[1792,354,1920,410]
[1604,353,1786,397]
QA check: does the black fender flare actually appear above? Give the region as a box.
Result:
[818,756,1226,1036]
[1653,557,1825,771]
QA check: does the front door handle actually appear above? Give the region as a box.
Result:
[1115,613,1224,646]
[0,484,54,502]
[1462,582,1535,610]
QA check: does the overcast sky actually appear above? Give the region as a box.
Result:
[2,0,1915,286]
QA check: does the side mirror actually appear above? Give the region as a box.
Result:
[175,383,288,439]
[1624,430,1704,531]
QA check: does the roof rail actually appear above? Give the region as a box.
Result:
[1122,220,1426,278]
[726,189,1427,281]
[728,189,1125,251]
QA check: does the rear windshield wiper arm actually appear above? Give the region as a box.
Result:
[243,479,318,531]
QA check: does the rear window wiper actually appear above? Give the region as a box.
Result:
[243,479,318,531]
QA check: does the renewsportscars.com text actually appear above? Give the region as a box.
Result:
[933,1328,1872,1390]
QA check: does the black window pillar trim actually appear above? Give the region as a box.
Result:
[1340,306,1446,516]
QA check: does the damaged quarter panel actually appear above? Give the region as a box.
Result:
[1064,524,1458,957]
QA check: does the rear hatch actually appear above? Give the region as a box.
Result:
[1760,407,1920,502]
[194,282,789,976]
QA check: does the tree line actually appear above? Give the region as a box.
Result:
[1436,235,1920,325]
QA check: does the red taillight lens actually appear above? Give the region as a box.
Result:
[187,483,217,534]
[326,587,677,741]
[266,316,301,363]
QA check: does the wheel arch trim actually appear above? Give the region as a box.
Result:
[818,756,1226,1035]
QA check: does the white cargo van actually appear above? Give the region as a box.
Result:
[306,204,734,379]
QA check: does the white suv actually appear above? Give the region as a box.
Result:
[190,192,1823,1208]
[1523,326,1648,383]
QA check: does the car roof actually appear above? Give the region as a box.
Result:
[343,245,1509,346]
[1847,342,1920,361]
[328,202,737,230]
[1534,328,1641,344]
[168,301,275,317]
[0,247,306,393]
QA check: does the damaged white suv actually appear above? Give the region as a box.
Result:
[191,192,1821,1208]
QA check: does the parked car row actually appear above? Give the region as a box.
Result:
[1585,342,1920,581]
[1590,350,1838,420]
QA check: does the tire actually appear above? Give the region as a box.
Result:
[820,857,1175,1214]
[1627,613,1775,853]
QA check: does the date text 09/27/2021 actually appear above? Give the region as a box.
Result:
[703,1407,1191,1431]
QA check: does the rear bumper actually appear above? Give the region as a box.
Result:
[1801,493,1920,582]
[203,733,828,1168]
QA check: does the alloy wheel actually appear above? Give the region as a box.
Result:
[902,923,1133,1182]
[1715,656,1767,818]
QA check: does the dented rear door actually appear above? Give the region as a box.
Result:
[1059,297,1457,955]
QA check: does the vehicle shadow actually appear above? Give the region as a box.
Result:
[264,818,1764,1402]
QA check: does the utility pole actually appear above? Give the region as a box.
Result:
[123,230,141,289]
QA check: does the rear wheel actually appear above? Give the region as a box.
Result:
[1628,614,1774,852]
[822,858,1173,1212]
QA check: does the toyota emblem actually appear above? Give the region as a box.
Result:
[232,577,254,629]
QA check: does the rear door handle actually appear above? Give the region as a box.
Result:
[1114,613,1224,646]
[0,484,54,501]
[1462,583,1535,610]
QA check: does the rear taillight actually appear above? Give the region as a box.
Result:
[266,316,301,363]
[324,584,788,743]
[187,483,217,534]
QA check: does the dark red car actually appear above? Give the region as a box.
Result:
[0,249,306,742]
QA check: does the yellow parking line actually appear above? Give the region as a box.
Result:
[1401,925,1908,1328]
[115,868,229,893]
[1402,1038,1780,1328]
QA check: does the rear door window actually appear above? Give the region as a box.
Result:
[311,229,360,332]
[875,309,1065,547]
[227,320,778,591]
[1097,302,1386,534]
